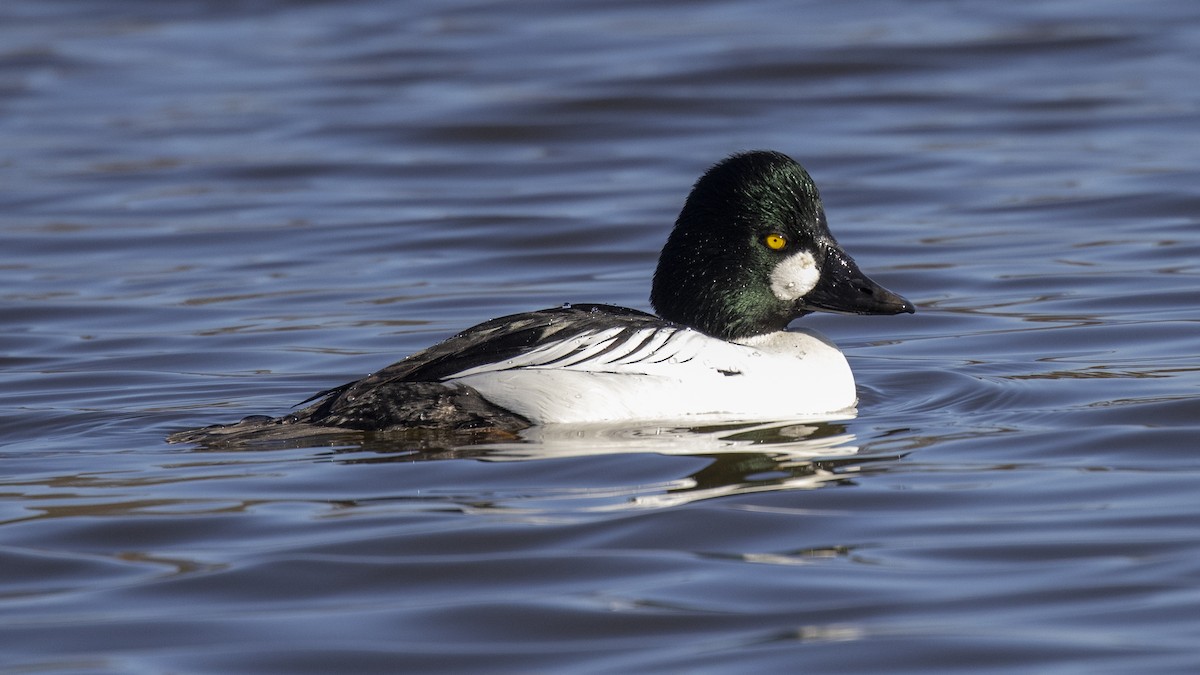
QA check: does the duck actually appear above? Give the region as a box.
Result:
[168,150,913,444]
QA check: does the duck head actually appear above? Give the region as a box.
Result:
[650,150,914,340]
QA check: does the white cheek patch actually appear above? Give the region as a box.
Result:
[769,250,820,301]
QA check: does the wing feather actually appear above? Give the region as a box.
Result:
[297,304,677,421]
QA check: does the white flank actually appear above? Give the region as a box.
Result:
[447,326,856,424]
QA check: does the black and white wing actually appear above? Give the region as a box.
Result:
[295,304,684,422]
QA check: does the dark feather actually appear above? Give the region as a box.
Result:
[169,304,674,443]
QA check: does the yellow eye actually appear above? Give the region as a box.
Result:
[764,233,788,251]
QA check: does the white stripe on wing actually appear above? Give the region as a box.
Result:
[445,326,700,379]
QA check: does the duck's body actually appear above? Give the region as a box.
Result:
[301,303,854,426]
[169,151,912,444]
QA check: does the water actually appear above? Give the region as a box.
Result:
[3,0,1199,671]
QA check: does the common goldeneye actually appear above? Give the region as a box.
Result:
[168,150,913,443]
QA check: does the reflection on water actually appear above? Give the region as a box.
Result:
[167,416,883,514]
[495,417,858,460]
[329,418,887,512]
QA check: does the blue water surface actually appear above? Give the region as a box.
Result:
[2,0,1199,672]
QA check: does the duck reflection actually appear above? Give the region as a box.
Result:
[339,417,901,512]
[181,415,903,512]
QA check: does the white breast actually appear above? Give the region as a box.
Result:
[446,326,857,424]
